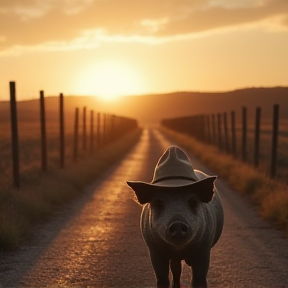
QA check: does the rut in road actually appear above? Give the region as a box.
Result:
[1,128,288,288]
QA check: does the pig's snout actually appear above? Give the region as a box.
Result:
[166,221,190,242]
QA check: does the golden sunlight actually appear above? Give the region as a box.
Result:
[76,60,145,100]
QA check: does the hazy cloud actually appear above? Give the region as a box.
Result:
[157,0,288,36]
[0,0,287,53]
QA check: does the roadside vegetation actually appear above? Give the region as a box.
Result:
[0,128,142,251]
[161,127,288,235]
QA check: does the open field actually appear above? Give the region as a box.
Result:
[0,118,75,190]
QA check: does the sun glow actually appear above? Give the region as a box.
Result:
[76,60,145,101]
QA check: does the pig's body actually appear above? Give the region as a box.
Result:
[127,146,224,288]
[139,171,224,288]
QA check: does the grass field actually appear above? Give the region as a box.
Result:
[0,115,141,250]
[0,110,102,190]
[204,116,288,183]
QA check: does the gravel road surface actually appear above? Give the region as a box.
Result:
[0,128,288,288]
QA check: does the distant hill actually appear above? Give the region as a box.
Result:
[0,87,288,125]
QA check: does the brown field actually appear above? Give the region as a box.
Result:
[0,117,75,190]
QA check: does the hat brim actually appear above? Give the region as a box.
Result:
[127,176,217,192]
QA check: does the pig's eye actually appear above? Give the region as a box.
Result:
[188,197,198,210]
[152,198,164,209]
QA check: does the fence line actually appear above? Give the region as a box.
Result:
[161,104,282,180]
[3,81,138,190]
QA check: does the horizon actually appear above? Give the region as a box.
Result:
[1,85,288,102]
[1,1,288,101]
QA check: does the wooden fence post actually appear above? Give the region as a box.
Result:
[9,81,20,189]
[200,115,205,142]
[211,114,216,146]
[223,112,229,153]
[40,90,47,172]
[106,114,111,143]
[110,114,116,142]
[254,107,261,167]
[59,93,65,169]
[97,112,101,148]
[217,113,222,150]
[206,115,211,144]
[242,107,247,162]
[82,106,86,152]
[90,110,94,152]
[231,111,236,157]
[270,104,279,178]
[103,113,106,145]
[73,107,79,162]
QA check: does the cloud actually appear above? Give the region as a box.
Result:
[0,0,95,18]
[156,0,288,36]
[0,0,287,54]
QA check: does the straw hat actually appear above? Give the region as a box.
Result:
[127,146,217,203]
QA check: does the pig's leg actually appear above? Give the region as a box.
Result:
[150,252,170,288]
[188,251,210,288]
[170,259,182,288]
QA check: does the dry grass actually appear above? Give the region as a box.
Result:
[219,120,288,182]
[0,128,142,250]
[161,126,288,235]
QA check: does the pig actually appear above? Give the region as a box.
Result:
[127,146,224,288]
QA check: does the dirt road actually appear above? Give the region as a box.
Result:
[0,128,288,288]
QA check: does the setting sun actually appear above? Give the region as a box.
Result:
[75,60,145,100]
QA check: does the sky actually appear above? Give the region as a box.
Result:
[0,0,288,100]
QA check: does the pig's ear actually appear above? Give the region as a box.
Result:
[192,176,217,203]
[126,181,154,205]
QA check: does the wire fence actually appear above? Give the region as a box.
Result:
[162,104,288,182]
[0,81,138,190]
